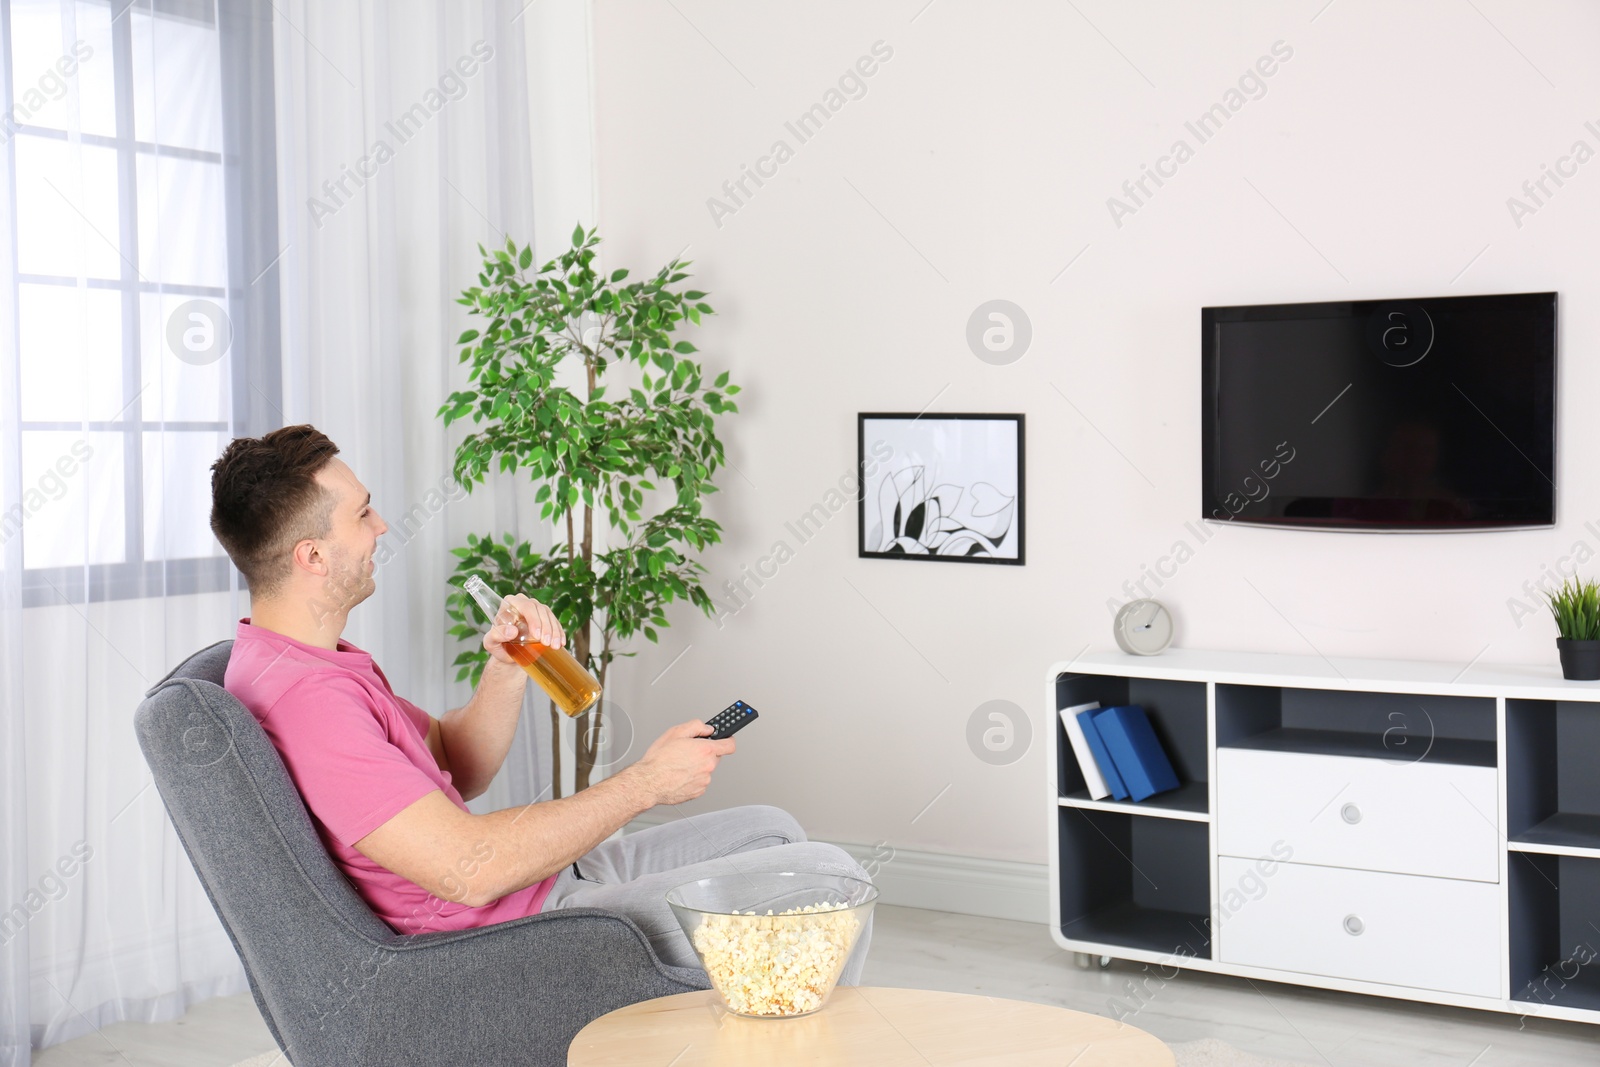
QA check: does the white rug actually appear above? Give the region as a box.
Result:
[230,1037,1312,1066]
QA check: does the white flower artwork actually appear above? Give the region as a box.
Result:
[858,414,1024,565]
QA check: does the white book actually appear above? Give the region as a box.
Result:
[1059,701,1108,799]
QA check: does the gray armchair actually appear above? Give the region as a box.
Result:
[133,640,707,1067]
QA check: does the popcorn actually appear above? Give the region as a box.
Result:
[689,901,863,1017]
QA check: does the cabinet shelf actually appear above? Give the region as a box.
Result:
[1509,813,1600,857]
[1507,699,1600,858]
[1058,781,1210,822]
[1513,967,1600,1013]
[1054,673,1209,816]
[1055,807,1211,960]
[1510,852,1600,1011]
[1215,684,1496,769]
[1060,901,1211,959]
[1221,727,1497,768]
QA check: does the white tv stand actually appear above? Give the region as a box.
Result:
[1046,648,1600,1024]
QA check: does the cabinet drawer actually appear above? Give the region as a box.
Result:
[1217,748,1498,882]
[1217,858,1501,997]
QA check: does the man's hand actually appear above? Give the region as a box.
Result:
[436,592,561,802]
[629,720,735,806]
[483,592,566,664]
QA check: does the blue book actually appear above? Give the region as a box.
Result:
[1075,706,1129,800]
[1094,705,1180,802]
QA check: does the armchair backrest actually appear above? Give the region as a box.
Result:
[134,640,398,1062]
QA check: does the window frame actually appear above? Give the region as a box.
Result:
[2,0,281,606]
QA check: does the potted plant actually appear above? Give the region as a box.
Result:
[438,225,740,795]
[1546,576,1600,681]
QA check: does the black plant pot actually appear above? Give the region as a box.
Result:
[1557,638,1600,681]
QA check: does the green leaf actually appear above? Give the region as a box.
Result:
[440,229,735,730]
[1548,577,1600,639]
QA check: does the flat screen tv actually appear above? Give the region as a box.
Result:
[1202,292,1556,531]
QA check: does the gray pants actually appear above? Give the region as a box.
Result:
[543,804,873,985]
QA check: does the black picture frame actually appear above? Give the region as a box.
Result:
[857,412,1025,565]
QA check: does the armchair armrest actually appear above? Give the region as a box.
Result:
[334,908,709,1067]
[390,906,709,985]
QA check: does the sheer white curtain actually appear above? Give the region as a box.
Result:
[1,0,594,1061]
[270,0,594,806]
[1,1,268,1058]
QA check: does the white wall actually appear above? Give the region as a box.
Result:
[591,0,1600,866]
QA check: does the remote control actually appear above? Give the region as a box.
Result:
[705,700,758,740]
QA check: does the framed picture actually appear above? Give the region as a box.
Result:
[857,413,1025,565]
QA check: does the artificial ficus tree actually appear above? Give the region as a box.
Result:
[438,225,739,796]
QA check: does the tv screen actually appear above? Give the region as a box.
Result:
[1202,292,1556,531]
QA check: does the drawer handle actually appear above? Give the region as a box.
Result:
[1340,803,1362,825]
[1343,914,1365,936]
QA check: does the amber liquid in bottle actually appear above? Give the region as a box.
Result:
[464,575,601,717]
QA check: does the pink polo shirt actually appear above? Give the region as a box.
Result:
[223,619,555,934]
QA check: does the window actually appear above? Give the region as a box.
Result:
[3,0,279,604]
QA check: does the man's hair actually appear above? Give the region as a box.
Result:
[210,425,341,599]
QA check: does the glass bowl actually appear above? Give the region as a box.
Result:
[666,871,877,1018]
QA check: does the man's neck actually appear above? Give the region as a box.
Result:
[248,596,347,651]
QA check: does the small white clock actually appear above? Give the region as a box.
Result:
[1113,599,1174,656]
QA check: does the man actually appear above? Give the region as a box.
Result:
[209,425,870,978]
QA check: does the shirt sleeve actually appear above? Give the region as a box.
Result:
[393,694,433,740]
[262,675,441,847]
[370,660,432,741]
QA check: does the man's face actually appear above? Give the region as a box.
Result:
[309,458,388,616]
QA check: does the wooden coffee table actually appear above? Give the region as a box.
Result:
[567,986,1174,1066]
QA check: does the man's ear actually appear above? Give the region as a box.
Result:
[292,538,330,577]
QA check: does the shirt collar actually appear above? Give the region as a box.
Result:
[235,618,374,672]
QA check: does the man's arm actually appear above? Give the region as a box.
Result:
[432,592,564,802]
[431,658,526,801]
[354,721,732,907]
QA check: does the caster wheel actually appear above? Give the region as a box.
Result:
[1073,952,1092,970]
[1097,955,1114,969]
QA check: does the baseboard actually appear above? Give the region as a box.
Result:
[625,814,1048,924]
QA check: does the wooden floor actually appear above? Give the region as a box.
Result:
[31,904,1598,1066]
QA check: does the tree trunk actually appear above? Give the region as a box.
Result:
[570,351,606,793]
[548,697,563,799]
[571,620,595,792]
[574,694,601,794]
[573,641,612,793]
[560,503,578,798]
